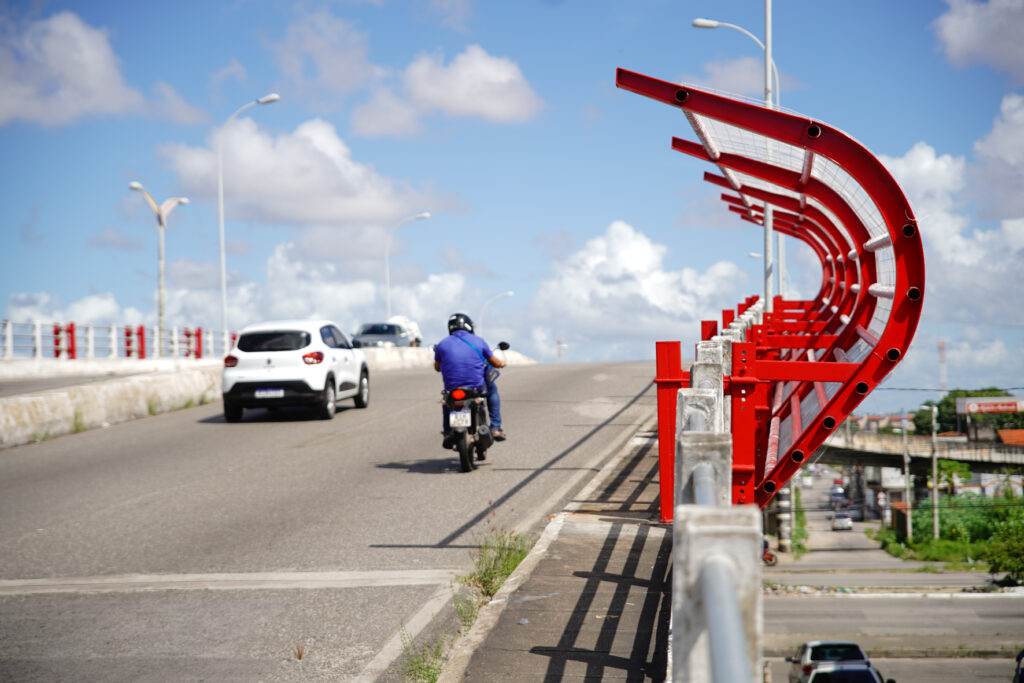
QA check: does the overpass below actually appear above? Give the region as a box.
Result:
[818,428,1024,475]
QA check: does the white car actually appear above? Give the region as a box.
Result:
[787,641,871,683]
[222,320,369,422]
[831,512,854,531]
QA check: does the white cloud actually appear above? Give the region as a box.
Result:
[269,11,384,107]
[430,0,473,32]
[351,87,422,138]
[681,56,799,101]
[0,11,145,126]
[159,117,436,225]
[935,0,1024,85]
[5,291,145,326]
[970,93,1024,218]
[150,81,207,125]
[403,44,543,123]
[88,228,144,251]
[525,221,747,360]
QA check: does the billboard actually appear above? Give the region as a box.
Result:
[955,396,1024,415]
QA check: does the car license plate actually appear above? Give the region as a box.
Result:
[254,388,284,399]
[450,410,472,428]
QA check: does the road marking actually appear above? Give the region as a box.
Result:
[0,569,458,596]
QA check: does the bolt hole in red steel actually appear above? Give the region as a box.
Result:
[763,481,777,494]
[906,286,922,301]
[675,89,689,103]
[807,123,822,138]
[302,351,324,365]
[791,450,804,463]
[887,348,902,361]
[902,223,918,238]
[224,355,238,367]
[855,382,870,395]
[822,416,837,430]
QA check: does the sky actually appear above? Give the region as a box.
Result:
[1,0,1023,416]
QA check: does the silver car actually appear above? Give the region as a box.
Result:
[351,322,420,348]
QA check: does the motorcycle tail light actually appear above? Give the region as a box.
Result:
[453,401,464,409]
[803,665,813,675]
[224,355,238,367]
[303,351,324,364]
[452,389,466,400]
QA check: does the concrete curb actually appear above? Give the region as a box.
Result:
[437,410,659,682]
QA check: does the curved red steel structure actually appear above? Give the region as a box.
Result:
[617,68,925,511]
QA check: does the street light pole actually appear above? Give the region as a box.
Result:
[693,4,784,310]
[478,291,514,332]
[902,413,913,541]
[384,212,431,319]
[930,404,940,539]
[129,182,189,359]
[217,93,280,355]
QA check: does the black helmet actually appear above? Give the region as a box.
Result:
[447,313,474,334]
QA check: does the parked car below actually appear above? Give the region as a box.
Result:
[831,512,854,531]
[787,641,871,683]
[806,662,894,682]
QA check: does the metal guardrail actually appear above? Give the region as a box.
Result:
[1,320,233,360]
[672,324,761,683]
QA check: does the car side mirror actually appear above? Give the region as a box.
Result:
[498,341,510,351]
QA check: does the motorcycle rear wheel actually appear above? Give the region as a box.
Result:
[456,432,475,472]
[763,552,778,567]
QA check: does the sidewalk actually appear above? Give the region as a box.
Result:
[442,424,671,681]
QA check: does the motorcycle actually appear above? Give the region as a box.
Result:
[762,541,778,566]
[441,342,509,473]
[442,385,493,472]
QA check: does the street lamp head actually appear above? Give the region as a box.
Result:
[129,181,144,191]
[257,93,280,105]
[178,197,190,205]
[415,212,431,220]
[692,18,721,29]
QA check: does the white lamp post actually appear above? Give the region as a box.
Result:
[924,404,940,539]
[384,212,431,319]
[694,6,788,308]
[129,181,189,358]
[217,92,280,355]
[478,291,514,332]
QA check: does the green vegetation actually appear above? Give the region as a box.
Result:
[146,398,158,416]
[72,410,86,433]
[396,526,535,682]
[876,486,1024,582]
[914,388,1024,434]
[792,486,809,558]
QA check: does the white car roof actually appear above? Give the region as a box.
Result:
[238,320,337,334]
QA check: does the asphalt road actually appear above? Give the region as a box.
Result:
[0,361,656,681]
[763,467,1024,683]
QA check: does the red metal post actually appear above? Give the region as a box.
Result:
[701,320,718,341]
[654,341,688,523]
[137,325,147,359]
[125,327,133,358]
[67,322,77,359]
[184,328,192,358]
[195,327,203,359]
[52,323,62,358]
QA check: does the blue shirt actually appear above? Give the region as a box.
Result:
[434,330,493,390]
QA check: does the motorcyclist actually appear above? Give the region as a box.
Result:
[434,312,506,445]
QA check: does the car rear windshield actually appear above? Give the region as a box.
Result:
[810,644,865,661]
[359,324,399,335]
[808,670,878,683]
[238,331,311,352]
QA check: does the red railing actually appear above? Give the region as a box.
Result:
[619,69,925,517]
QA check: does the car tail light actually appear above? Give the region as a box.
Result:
[303,351,324,365]
[803,664,813,675]
[224,355,238,367]
[452,389,466,400]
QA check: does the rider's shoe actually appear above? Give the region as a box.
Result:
[442,433,456,449]
[492,429,506,441]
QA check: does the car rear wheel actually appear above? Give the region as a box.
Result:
[354,371,370,408]
[319,382,336,420]
[224,400,242,423]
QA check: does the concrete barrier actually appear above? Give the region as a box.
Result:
[0,349,536,450]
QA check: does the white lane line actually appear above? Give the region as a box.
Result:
[0,569,458,596]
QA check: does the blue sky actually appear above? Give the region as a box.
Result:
[2,0,1023,415]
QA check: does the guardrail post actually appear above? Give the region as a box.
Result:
[137,326,147,359]
[655,341,689,523]
[67,322,77,359]
[3,320,11,359]
[195,327,203,359]
[673,504,760,683]
[172,326,180,358]
[108,325,117,358]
